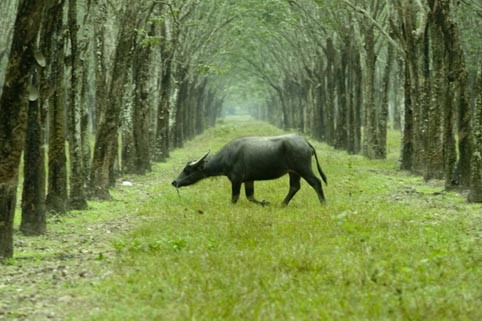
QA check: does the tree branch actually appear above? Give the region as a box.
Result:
[343,0,403,54]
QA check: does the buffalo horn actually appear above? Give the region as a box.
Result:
[189,150,210,167]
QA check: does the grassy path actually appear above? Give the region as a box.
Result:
[2,116,481,320]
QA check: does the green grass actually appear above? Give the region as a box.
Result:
[61,116,482,321]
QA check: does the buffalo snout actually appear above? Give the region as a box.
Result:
[171,180,178,187]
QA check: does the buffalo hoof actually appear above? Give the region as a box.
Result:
[260,200,270,206]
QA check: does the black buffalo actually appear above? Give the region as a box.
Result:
[171,134,327,206]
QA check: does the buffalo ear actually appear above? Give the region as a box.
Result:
[189,150,210,168]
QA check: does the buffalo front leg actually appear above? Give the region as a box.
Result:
[244,181,270,206]
[282,172,301,206]
[231,181,242,204]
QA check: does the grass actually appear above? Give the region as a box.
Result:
[67,116,481,321]
[4,116,481,320]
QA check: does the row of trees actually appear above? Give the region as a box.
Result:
[2,0,482,259]
[236,0,482,201]
[0,0,229,259]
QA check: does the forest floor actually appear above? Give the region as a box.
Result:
[0,183,146,320]
[1,116,481,321]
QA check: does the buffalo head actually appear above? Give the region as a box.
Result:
[171,151,210,188]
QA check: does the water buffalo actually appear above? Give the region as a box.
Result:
[171,134,327,206]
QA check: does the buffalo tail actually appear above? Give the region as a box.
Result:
[307,141,328,185]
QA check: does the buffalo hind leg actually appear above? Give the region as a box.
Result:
[301,172,326,204]
[282,173,301,206]
[245,181,270,206]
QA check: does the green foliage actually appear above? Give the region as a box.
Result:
[69,117,481,321]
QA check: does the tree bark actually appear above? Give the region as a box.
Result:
[68,0,88,209]
[378,42,394,159]
[0,0,19,96]
[90,2,139,199]
[400,57,414,171]
[154,18,174,162]
[121,95,136,174]
[392,1,427,172]
[441,2,471,188]
[393,58,402,131]
[313,64,326,141]
[324,38,336,145]
[173,68,188,148]
[92,0,107,134]
[346,43,356,154]
[468,63,482,202]
[362,25,379,159]
[80,27,92,190]
[132,31,153,173]
[21,70,47,235]
[46,0,68,213]
[352,48,362,154]
[424,15,445,180]
[454,67,471,188]
[335,41,348,150]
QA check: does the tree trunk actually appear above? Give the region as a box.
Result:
[454,68,471,188]
[122,96,136,174]
[362,25,379,159]
[0,0,50,259]
[92,0,107,134]
[400,58,414,171]
[21,70,47,235]
[441,2,471,188]
[346,44,356,154]
[424,18,445,180]
[393,58,402,131]
[378,43,394,159]
[393,1,428,173]
[278,88,289,131]
[90,2,139,199]
[402,34,426,172]
[173,71,188,148]
[205,88,219,128]
[335,44,348,150]
[46,0,68,213]
[352,49,362,154]
[195,78,208,136]
[154,19,173,162]
[312,62,325,141]
[68,0,88,210]
[0,0,19,96]
[468,63,482,202]
[132,29,153,173]
[419,23,431,175]
[184,81,197,140]
[21,0,62,231]
[80,37,92,190]
[424,1,459,183]
[324,38,336,145]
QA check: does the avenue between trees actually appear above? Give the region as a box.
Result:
[1,0,482,260]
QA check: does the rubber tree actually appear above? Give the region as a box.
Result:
[0,0,51,259]
[89,1,142,199]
